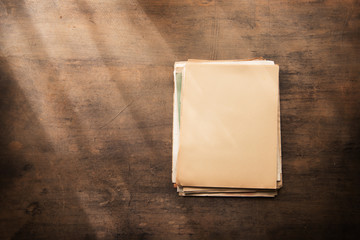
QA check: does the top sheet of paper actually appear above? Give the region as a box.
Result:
[176,63,279,189]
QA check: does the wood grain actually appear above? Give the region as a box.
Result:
[0,0,359,239]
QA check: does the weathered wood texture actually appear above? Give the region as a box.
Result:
[0,0,359,239]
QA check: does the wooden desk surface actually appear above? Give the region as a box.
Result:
[0,1,359,239]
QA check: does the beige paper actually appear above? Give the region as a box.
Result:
[179,192,277,197]
[176,63,279,189]
[172,60,280,184]
[177,186,278,197]
[181,187,257,193]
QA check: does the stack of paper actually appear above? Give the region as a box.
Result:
[172,59,282,197]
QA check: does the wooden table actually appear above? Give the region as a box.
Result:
[0,1,359,239]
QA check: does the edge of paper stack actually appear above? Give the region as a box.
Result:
[172,59,282,197]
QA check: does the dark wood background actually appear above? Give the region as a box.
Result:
[0,0,359,239]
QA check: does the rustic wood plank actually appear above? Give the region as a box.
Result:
[0,0,359,239]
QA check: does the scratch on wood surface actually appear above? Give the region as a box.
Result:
[98,100,134,129]
[341,1,356,43]
[210,1,219,60]
[99,187,116,207]
[268,0,271,38]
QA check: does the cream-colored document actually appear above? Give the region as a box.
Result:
[172,59,282,197]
